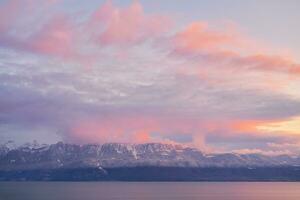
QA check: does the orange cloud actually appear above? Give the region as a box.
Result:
[230,120,268,133]
[257,116,300,135]
[225,117,300,137]
[133,130,151,143]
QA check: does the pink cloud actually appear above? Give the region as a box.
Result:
[238,54,300,75]
[0,0,73,58]
[172,22,235,54]
[70,115,160,144]
[68,113,269,151]
[69,114,289,153]
[0,0,171,65]
[27,15,76,59]
[2,0,299,77]
[1,0,300,155]
[88,0,170,46]
[170,21,300,76]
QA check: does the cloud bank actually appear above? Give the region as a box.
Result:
[0,0,300,154]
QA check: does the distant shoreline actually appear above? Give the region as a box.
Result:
[1,166,300,182]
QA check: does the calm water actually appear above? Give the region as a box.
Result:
[0,182,300,200]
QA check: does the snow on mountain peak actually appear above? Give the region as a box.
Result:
[1,140,17,151]
[1,141,300,170]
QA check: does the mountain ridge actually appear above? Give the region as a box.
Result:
[1,141,300,170]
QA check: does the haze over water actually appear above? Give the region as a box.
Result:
[1,182,300,200]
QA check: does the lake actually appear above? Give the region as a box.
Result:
[0,182,300,200]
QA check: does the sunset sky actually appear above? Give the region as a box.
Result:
[1,0,300,155]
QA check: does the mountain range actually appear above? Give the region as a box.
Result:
[1,141,300,181]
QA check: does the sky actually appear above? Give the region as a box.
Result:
[0,0,300,155]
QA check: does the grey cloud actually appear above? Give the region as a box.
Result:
[1,47,300,147]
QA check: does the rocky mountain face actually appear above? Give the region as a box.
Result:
[0,141,300,170]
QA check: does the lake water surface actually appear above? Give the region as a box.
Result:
[0,182,300,200]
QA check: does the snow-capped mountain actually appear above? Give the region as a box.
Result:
[1,141,300,170]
